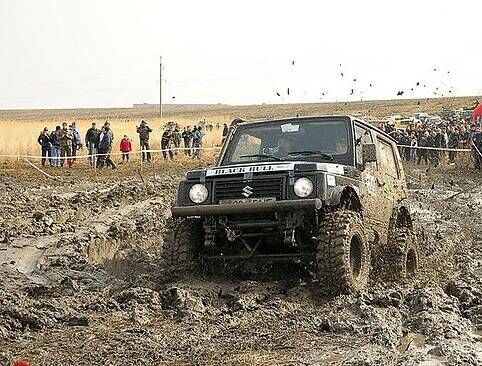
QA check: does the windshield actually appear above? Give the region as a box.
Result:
[222,118,354,165]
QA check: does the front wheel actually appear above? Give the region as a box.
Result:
[316,210,371,295]
[162,218,203,272]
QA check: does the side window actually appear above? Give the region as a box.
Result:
[377,138,398,178]
[354,124,373,165]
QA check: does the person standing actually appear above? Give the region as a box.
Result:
[136,120,153,162]
[192,126,204,159]
[59,123,74,167]
[161,128,174,160]
[417,131,429,165]
[69,122,82,165]
[98,126,116,169]
[50,126,61,167]
[85,122,100,166]
[172,126,181,155]
[104,121,114,142]
[37,127,51,166]
[447,127,459,164]
[182,126,193,156]
[222,123,229,144]
[409,132,418,162]
[471,126,482,170]
[120,135,132,162]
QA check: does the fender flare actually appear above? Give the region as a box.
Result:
[329,185,363,212]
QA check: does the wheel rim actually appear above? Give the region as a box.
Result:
[406,248,417,276]
[349,235,363,280]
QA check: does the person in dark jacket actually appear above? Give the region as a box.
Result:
[181,126,193,156]
[37,127,51,166]
[417,132,429,165]
[171,127,181,155]
[50,126,61,167]
[222,123,229,144]
[161,129,174,160]
[136,120,153,162]
[472,127,482,170]
[59,122,74,168]
[69,122,82,164]
[97,126,116,169]
[447,127,459,164]
[431,129,445,166]
[85,122,100,166]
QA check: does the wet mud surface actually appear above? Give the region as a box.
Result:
[1,163,481,365]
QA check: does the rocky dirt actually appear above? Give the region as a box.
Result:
[0,161,481,365]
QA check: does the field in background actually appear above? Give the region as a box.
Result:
[0,95,479,157]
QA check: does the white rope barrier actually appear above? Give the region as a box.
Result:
[23,158,63,181]
[471,141,482,159]
[0,146,222,160]
[1,145,481,162]
[395,145,472,152]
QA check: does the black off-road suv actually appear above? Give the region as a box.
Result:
[164,116,418,294]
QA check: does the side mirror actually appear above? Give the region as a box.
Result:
[362,143,377,164]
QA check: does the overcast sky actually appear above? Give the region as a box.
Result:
[0,0,481,109]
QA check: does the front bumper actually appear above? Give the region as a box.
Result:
[171,198,322,217]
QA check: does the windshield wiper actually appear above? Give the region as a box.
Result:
[239,154,283,161]
[287,150,334,161]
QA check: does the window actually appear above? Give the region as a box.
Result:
[377,138,398,178]
[354,124,373,166]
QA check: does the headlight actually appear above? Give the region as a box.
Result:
[293,177,313,198]
[189,184,208,204]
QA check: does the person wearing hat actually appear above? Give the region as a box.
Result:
[37,127,51,166]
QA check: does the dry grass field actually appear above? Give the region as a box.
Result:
[0,96,479,157]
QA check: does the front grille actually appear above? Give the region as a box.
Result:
[214,177,284,202]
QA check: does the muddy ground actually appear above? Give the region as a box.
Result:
[0,161,481,365]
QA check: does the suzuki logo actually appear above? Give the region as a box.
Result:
[242,185,253,197]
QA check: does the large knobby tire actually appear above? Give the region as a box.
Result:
[382,227,419,281]
[162,218,203,271]
[316,210,371,295]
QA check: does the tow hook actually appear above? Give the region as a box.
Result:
[283,229,296,246]
[225,226,241,242]
[219,216,241,242]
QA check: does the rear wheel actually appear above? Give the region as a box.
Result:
[382,227,419,281]
[316,210,371,295]
[162,218,203,271]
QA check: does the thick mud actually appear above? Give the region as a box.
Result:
[1,163,481,365]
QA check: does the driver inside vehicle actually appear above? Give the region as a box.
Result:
[276,135,295,157]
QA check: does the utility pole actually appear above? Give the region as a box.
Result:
[159,56,163,119]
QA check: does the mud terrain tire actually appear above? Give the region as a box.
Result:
[316,210,371,295]
[382,227,419,281]
[162,218,203,271]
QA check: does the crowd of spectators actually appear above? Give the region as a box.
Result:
[36,119,224,169]
[379,118,482,170]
